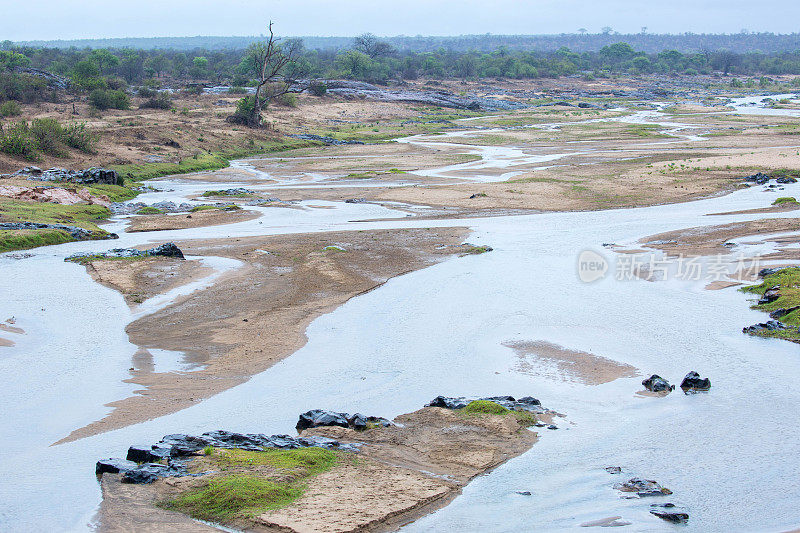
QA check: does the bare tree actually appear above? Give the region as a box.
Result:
[353,32,395,59]
[235,22,302,127]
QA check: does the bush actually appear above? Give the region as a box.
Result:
[137,86,157,98]
[277,93,297,107]
[139,91,173,109]
[30,118,66,156]
[0,121,39,160]
[63,122,96,153]
[89,88,130,110]
[309,82,327,96]
[0,100,21,117]
[462,400,509,415]
[105,77,128,91]
[0,72,49,104]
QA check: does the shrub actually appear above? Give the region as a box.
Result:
[0,121,39,160]
[227,86,248,95]
[773,197,798,205]
[140,91,173,109]
[0,72,49,104]
[137,87,157,98]
[309,82,327,96]
[30,118,66,156]
[89,88,130,110]
[105,77,128,91]
[0,100,21,117]
[277,93,297,107]
[62,122,96,153]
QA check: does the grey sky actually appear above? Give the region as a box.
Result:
[3,0,798,41]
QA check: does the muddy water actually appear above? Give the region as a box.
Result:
[1,98,799,532]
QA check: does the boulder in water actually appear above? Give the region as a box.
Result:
[679,371,711,393]
[642,375,674,392]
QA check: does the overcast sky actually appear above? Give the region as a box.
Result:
[4,0,799,41]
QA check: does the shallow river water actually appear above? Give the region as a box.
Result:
[0,97,798,532]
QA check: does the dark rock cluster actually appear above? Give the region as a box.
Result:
[290,133,365,145]
[643,371,711,394]
[426,395,544,413]
[296,409,394,431]
[96,430,360,484]
[3,166,121,185]
[0,221,116,241]
[641,375,674,392]
[65,242,185,262]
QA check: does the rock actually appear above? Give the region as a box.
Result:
[426,395,544,413]
[347,413,368,430]
[8,167,121,185]
[770,306,800,319]
[605,466,622,474]
[0,221,116,242]
[743,320,786,334]
[614,477,672,496]
[66,242,185,262]
[642,375,674,392]
[547,424,558,430]
[516,491,532,496]
[577,102,601,109]
[149,242,185,259]
[96,458,137,475]
[126,445,169,463]
[759,267,785,278]
[650,503,689,523]
[776,176,797,184]
[296,409,351,431]
[679,371,711,393]
[743,172,771,185]
[758,286,781,304]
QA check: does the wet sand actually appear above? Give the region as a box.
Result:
[125,208,261,233]
[59,227,469,443]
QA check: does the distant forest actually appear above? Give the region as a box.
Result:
[3,32,800,108]
[14,32,800,54]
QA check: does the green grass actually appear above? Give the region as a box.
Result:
[110,138,321,181]
[160,447,338,523]
[161,475,303,521]
[773,197,799,205]
[741,267,800,342]
[136,206,164,215]
[190,204,241,212]
[0,197,112,252]
[458,400,538,427]
[460,245,492,255]
[109,153,228,181]
[462,400,509,415]
[0,228,72,253]
[83,183,139,202]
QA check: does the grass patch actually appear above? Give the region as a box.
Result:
[460,245,492,255]
[201,190,252,198]
[773,197,798,205]
[0,228,72,253]
[110,153,228,181]
[136,206,165,214]
[462,400,509,415]
[741,267,800,342]
[190,204,241,212]
[0,197,109,230]
[160,447,338,523]
[161,475,303,521]
[83,183,139,202]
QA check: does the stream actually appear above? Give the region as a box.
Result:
[0,96,798,532]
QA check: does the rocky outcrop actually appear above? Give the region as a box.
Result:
[291,79,527,112]
[12,67,70,90]
[742,320,787,334]
[65,242,185,262]
[97,430,360,484]
[0,221,116,241]
[614,477,673,497]
[4,166,121,186]
[426,395,544,412]
[110,200,239,215]
[0,185,110,206]
[641,374,674,392]
[289,133,365,145]
[650,503,689,523]
[758,285,781,304]
[679,371,711,393]
[743,172,771,185]
[770,305,800,319]
[296,409,394,431]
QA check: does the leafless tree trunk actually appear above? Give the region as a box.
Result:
[245,22,302,127]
